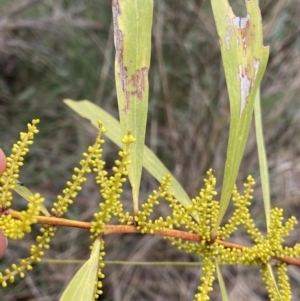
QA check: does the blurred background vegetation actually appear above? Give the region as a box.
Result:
[0,0,299,300]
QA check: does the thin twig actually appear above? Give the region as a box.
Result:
[8,209,300,267]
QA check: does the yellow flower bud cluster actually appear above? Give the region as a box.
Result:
[1,120,299,301]
[0,225,55,287]
[0,193,44,240]
[134,174,173,233]
[194,254,216,301]
[90,130,134,296]
[0,120,57,287]
[217,185,299,265]
[0,120,111,287]
[260,263,291,301]
[276,263,292,300]
[52,121,107,217]
[0,119,40,208]
[133,169,300,301]
[90,130,134,241]
[133,170,220,300]
[136,169,218,243]
[218,176,263,244]
[93,240,106,300]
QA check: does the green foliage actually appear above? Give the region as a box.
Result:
[216,261,230,301]
[254,90,271,229]
[59,238,102,301]
[0,118,299,300]
[210,0,269,231]
[113,0,153,212]
[0,0,299,301]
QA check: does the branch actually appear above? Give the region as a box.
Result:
[8,209,300,267]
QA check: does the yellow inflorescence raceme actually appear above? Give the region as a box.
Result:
[0,193,44,240]
[0,120,44,242]
[133,169,300,301]
[1,121,299,301]
[0,119,40,208]
[89,128,135,297]
[51,121,108,217]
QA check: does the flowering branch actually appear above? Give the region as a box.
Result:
[8,209,300,267]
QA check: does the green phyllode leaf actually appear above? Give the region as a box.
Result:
[0,176,50,217]
[211,0,269,231]
[216,260,230,301]
[14,183,50,216]
[254,89,270,229]
[59,238,101,301]
[64,99,192,213]
[112,0,153,213]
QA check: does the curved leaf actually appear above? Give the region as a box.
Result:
[0,177,50,216]
[211,0,269,231]
[216,260,230,301]
[59,238,101,301]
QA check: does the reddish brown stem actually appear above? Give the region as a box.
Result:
[8,209,300,267]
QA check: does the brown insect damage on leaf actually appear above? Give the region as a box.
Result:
[225,14,251,54]
[224,11,261,117]
[112,0,148,113]
[131,67,148,101]
[233,14,250,56]
[237,57,261,117]
[112,1,127,96]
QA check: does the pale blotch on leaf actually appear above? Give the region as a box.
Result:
[253,58,260,81]
[237,64,251,117]
[224,14,251,55]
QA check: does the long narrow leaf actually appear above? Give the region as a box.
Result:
[216,260,230,301]
[254,88,270,229]
[112,0,153,213]
[63,100,192,212]
[0,176,50,216]
[14,183,50,216]
[211,0,269,232]
[59,238,101,301]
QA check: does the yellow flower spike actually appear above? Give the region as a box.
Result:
[0,224,55,286]
[135,175,173,233]
[0,119,40,208]
[137,170,218,239]
[281,216,297,237]
[3,193,45,240]
[218,175,263,244]
[194,255,216,301]
[186,169,218,242]
[93,240,106,300]
[260,265,283,301]
[276,263,291,301]
[5,211,40,241]
[52,123,106,217]
[90,131,133,240]
[210,201,220,231]
[2,118,300,299]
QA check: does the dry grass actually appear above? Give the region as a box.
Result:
[0,0,299,300]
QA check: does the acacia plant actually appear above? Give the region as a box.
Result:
[0,0,299,300]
